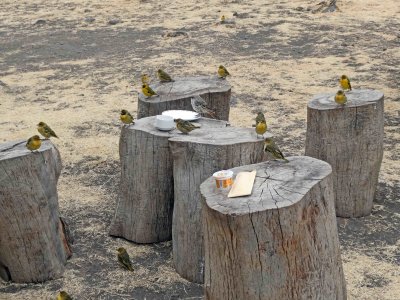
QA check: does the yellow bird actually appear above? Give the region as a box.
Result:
[157,69,174,82]
[37,122,58,139]
[255,121,267,139]
[117,247,134,271]
[120,109,135,125]
[142,84,157,97]
[141,74,150,84]
[57,291,72,300]
[334,90,347,105]
[339,75,352,91]
[175,118,199,134]
[221,15,226,23]
[218,65,230,79]
[264,138,289,163]
[26,135,42,152]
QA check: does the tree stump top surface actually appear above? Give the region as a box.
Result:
[0,139,54,161]
[138,76,231,102]
[308,89,384,110]
[200,156,332,214]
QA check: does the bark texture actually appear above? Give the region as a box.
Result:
[305,89,384,217]
[169,129,270,283]
[0,139,70,283]
[137,76,231,121]
[200,156,347,300]
[109,117,227,243]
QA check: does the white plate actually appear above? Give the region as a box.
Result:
[155,126,175,131]
[162,110,200,121]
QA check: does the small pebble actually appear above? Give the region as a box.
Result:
[85,17,95,23]
[108,18,121,25]
[33,19,46,26]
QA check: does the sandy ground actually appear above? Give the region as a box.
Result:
[0,0,399,299]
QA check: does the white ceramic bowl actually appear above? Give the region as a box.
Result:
[155,115,175,130]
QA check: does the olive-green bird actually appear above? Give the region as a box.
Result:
[37,122,58,139]
[218,65,230,79]
[142,84,157,97]
[175,118,199,134]
[334,90,347,105]
[141,73,150,84]
[120,109,135,125]
[339,75,352,91]
[157,69,174,82]
[264,138,289,163]
[26,135,42,152]
[56,291,73,300]
[117,247,134,271]
[255,112,266,124]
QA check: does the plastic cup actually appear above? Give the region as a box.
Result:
[212,170,234,189]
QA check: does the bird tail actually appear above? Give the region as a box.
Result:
[283,158,289,163]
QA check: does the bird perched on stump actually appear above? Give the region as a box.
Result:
[339,75,352,91]
[191,95,217,119]
[218,65,230,79]
[142,84,157,97]
[334,90,347,105]
[37,122,58,139]
[264,138,289,162]
[120,109,135,125]
[175,118,199,134]
[117,247,134,271]
[26,135,42,152]
[157,69,174,82]
[141,74,150,84]
[255,120,267,139]
[57,291,72,300]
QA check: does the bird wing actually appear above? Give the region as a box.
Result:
[46,126,58,138]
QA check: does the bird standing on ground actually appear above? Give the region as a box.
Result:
[120,109,135,125]
[264,138,289,162]
[220,15,226,23]
[157,69,174,82]
[191,95,217,119]
[255,120,267,139]
[339,75,352,91]
[218,65,230,79]
[37,122,58,139]
[175,118,199,134]
[334,90,347,105]
[57,291,73,300]
[26,135,42,152]
[142,84,157,97]
[117,247,134,271]
[141,74,150,84]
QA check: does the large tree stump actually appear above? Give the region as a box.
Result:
[305,89,384,217]
[169,129,270,283]
[200,156,347,299]
[137,76,231,121]
[0,139,70,283]
[109,117,227,243]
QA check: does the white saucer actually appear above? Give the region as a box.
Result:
[155,126,175,131]
[162,110,200,121]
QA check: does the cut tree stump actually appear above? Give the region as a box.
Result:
[305,89,384,217]
[109,116,228,243]
[200,156,347,299]
[137,76,231,121]
[169,128,270,283]
[0,139,71,283]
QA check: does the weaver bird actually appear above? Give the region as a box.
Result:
[255,121,267,139]
[26,135,42,152]
[141,74,150,84]
[175,118,199,134]
[264,138,289,162]
[191,95,216,119]
[218,65,230,79]
[339,75,352,91]
[120,109,135,125]
[334,90,347,105]
[37,122,58,139]
[142,84,157,97]
[157,69,174,82]
[220,15,226,23]
[57,291,72,300]
[255,112,266,124]
[117,247,134,271]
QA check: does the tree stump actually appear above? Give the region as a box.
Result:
[169,129,270,283]
[0,139,71,283]
[137,76,231,121]
[200,156,347,299]
[109,117,228,243]
[305,89,384,217]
